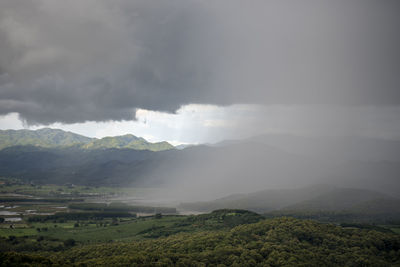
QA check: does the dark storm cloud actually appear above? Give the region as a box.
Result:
[0,0,399,124]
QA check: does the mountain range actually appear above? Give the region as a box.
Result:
[0,128,174,152]
[1,128,400,200]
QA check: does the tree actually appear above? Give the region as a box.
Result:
[64,238,75,247]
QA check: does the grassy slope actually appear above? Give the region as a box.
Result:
[0,217,184,243]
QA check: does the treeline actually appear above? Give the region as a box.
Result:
[68,202,176,214]
[27,212,136,222]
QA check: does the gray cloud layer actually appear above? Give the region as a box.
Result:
[0,0,399,124]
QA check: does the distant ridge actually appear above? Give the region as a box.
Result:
[179,185,400,215]
[1,130,400,199]
[0,128,174,151]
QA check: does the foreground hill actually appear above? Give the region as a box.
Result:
[2,216,399,266]
[0,128,174,151]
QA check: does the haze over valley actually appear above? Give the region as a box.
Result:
[1,128,399,204]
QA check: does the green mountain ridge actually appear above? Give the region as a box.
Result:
[0,129,174,152]
[0,128,92,149]
[82,134,174,151]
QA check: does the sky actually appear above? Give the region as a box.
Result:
[0,0,400,144]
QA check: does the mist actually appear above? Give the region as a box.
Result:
[1,0,400,204]
[132,135,399,204]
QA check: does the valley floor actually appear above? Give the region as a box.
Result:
[1,181,400,266]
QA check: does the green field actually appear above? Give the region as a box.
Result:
[0,179,155,197]
[0,180,183,248]
[0,216,186,243]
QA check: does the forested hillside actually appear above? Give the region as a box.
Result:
[1,216,399,266]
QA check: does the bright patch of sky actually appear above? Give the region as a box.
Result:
[1,104,400,145]
[0,104,261,145]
